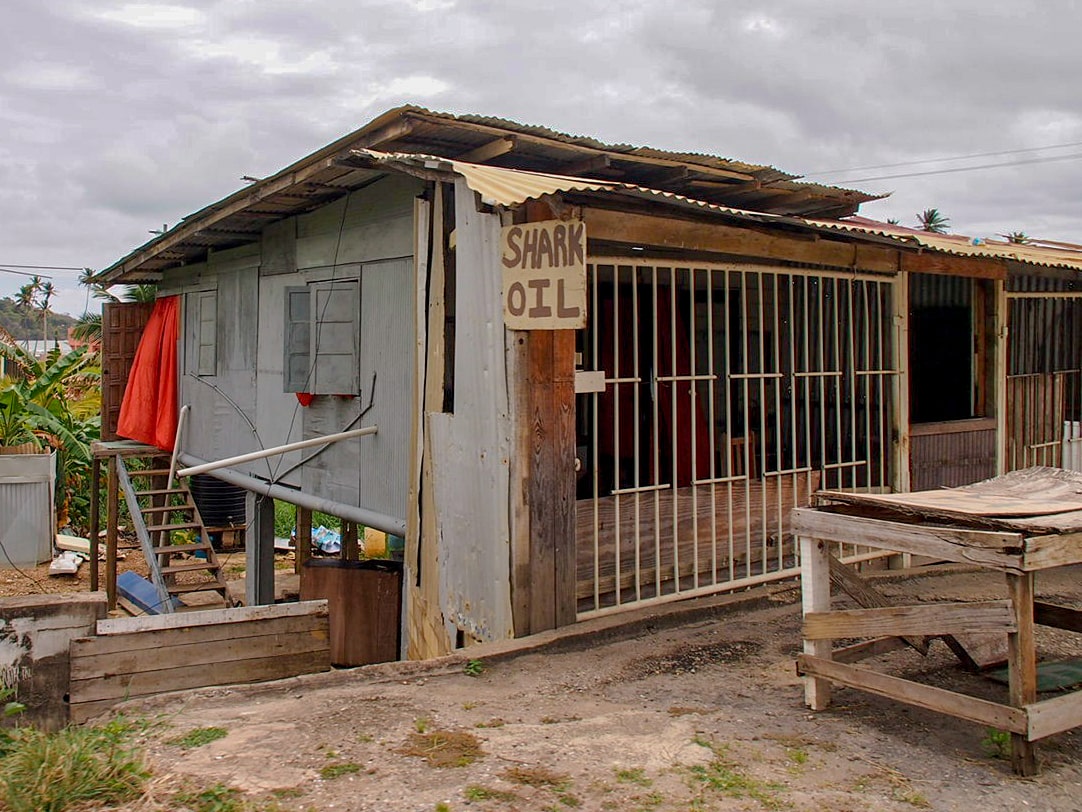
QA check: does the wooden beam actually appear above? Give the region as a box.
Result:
[356,117,417,149]
[828,554,928,654]
[1034,601,1082,633]
[583,207,901,274]
[89,458,100,593]
[791,509,1025,572]
[1026,690,1082,741]
[803,601,1016,640]
[901,250,1006,280]
[106,456,118,611]
[456,137,515,163]
[797,654,1028,734]
[560,155,611,176]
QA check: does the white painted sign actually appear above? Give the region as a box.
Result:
[501,219,587,330]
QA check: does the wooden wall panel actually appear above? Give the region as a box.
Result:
[101,301,155,441]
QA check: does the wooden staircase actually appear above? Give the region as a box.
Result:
[116,456,230,613]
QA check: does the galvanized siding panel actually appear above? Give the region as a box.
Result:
[910,426,997,491]
[256,272,304,486]
[296,175,421,269]
[428,180,514,643]
[302,396,361,506]
[355,258,413,520]
[0,453,55,566]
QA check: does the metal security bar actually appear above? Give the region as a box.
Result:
[576,260,896,617]
[1006,278,1082,472]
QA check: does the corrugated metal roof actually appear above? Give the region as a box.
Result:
[805,215,1082,271]
[95,108,1082,283]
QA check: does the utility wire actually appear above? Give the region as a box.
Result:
[806,139,1082,178]
[0,264,86,271]
[825,151,1082,186]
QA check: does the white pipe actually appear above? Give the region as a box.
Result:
[167,404,190,489]
[176,452,407,536]
[176,425,378,478]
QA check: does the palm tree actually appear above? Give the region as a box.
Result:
[916,208,950,234]
[38,280,55,345]
[1001,230,1030,244]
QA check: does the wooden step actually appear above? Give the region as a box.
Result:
[137,488,188,497]
[152,543,213,555]
[141,503,196,515]
[145,522,201,533]
[126,469,174,477]
[167,581,228,595]
[161,562,223,575]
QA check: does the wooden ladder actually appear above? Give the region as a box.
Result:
[116,456,230,613]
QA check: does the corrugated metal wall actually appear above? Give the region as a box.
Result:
[163,173,421,525]
[0,452,55,567]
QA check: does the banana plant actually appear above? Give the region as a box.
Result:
[0,338,101,530]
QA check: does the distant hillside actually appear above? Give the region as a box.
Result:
[0,296,77,341]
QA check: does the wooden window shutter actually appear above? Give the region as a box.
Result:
[196,291,217,376]
[310,279,360,395]
[283,286,311,393]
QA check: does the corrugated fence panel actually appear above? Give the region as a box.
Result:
[0,453,55,567]
[910,421,997,491]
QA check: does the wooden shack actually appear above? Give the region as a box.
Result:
[93,106,1082,659]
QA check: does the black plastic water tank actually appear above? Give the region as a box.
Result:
[188,475,247,527]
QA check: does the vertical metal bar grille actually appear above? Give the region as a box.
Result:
[1006,278,1082,472]
[577,260,896,617]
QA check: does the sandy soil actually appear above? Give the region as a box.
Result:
[83,564,1082,812]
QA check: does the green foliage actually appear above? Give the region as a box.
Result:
[0,296,76,341]
[981,727,1011,759]
[464,784,517,802]
[273,500,343,539]
[916,208,950,234]
[0,718,150,812]
[615,767,651,786]
[0,340,101,531]
[464,659,484,677]
[173,783,245,812]
[319,762,361,779]
[169,726,228,749]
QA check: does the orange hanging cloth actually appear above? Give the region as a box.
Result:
[117,296,180,452]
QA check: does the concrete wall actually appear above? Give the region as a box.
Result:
[0,592,107,730]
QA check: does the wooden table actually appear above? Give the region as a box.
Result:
[792,467,1082,776]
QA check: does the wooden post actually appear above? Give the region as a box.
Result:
[525,329,578,632]
[342,521,359,561]
[245,493,275,607]
[1007,571,1038,775]
[89,458,100,593]
[800,535,832,710]
[106,456,119,611]
[295,506,312,575]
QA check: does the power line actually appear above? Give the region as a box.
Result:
[806,140,1082,179]
[827,151,1082,185]
[0,268,55,279]
[0,263,87,271]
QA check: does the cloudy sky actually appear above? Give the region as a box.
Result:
[2,0,1080,316]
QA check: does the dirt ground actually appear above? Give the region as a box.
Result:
[67,563,1081,812]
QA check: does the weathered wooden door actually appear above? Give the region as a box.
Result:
[101,301,155,441]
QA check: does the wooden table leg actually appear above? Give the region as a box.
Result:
[1007,571,1037,776]
[89,458,100,593]
[106,456,118,611]
[801,535,832,710]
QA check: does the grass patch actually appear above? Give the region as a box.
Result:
[474,718,506,729]
[502,765,570,790]
[320,762,361,780]
[169,726,228,749]
[173,783,245,812]
[615,767,651,786]
[688,738,787,810]
[399,730,484,768]
[464,784,518,802]
[0,718,150,812]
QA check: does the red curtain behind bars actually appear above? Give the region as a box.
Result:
[117,296,179,452]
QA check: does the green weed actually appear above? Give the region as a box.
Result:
[169,726,228,749]
[320,762,361,780]
[464,659,484,677]
[464,784,517,802]
[0,718,150,812]
[615,767,651,786]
